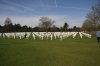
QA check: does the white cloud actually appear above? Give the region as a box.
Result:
[0,16,6,25]
[11,16,41,27]
[69,19,84,28]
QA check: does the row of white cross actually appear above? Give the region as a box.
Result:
[0,32,91,40]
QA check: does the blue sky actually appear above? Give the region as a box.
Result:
[0,0,97,27]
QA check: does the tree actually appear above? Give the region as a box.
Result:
[4,17,13,32]
[83,1,100,31]
[4,17,12,26]
[50,25,60,32]
[81,19,94,32]
[63,22,69,31]
[97,24,100,31]
[22,25,28,32]
[33,26,40,32]
[39,17,55,32]
[0,25,3,32]
[13,24,21,32]
[73,26,80,32]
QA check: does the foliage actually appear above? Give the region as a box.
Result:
[82,2,100,31]
[63,22,69,31]
[39,17,55,32]
[82,19,94,32]
[4,17,12,26]
[0,17,81,32]
[73,26,80,32]
[3,17,13,32]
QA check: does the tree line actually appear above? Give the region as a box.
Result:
[0,17,80,32]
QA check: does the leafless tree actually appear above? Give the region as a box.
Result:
[82,1,100,31]
[39,17,55,32]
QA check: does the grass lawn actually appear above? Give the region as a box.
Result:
[0,36,100,66]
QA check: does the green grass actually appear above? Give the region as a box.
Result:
[0,36,100,66]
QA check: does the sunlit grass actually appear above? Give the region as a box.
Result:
[0,36,100,66]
